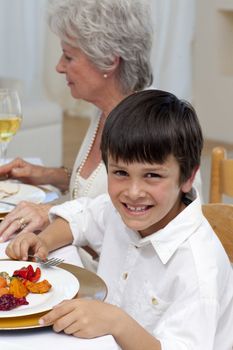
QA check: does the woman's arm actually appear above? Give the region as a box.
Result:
[0,158,70,192]
[40,166,70,192]
[5,217,73,260]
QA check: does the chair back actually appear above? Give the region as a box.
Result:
[209,146,233,203]
[202,203,233,263]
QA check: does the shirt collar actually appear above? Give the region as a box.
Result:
[135,189,203,264]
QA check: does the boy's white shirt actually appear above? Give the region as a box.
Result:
[49,190,233,350]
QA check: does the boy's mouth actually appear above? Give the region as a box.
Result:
[123,203,153,213]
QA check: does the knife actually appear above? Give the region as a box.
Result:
[0,200,16,207]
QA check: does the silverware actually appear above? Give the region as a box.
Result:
[28,254,64,267]
[0,200,16,207]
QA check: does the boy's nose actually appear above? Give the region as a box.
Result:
[126,181,146,200]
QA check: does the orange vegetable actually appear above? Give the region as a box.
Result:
[9,277,28,298]
[0,287,9,297]
[25,279,52,294]
[0,276,7,288]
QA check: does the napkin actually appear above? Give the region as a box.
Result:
[0,181,20,199]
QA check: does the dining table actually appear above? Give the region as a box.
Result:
[0,160,120,350]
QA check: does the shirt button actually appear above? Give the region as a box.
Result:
[122,272,128,280]
[151,297,158,305]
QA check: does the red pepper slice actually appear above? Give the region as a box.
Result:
[26,264,34,280]
[13,267,29,280]
[13,265,41,282]
[28,267,41,283]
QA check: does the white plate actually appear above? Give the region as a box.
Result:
[0,261,80,318]
[0,182,46,214]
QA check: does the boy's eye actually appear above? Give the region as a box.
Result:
[114,170,128,177]
[146,173,161,178]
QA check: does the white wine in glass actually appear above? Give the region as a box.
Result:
[0,89,22,165]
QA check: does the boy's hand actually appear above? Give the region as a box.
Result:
[39,299,120,338]
[5,232,49,261]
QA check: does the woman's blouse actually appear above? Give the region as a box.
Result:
[69,109,107,199]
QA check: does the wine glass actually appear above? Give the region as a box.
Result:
[0,89,22,165]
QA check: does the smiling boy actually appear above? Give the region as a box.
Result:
[6,90,233,350]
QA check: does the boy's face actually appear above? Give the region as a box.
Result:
[107,155,194,237]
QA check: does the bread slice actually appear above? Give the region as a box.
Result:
[0,182,20,199]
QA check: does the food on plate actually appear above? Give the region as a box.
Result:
[9,277,28,298]
[0,272,11,285]
[0,181,19,199]
[0,275,7,288]
[0,264,52,311]
[0,287,9,297]
[0,294,28,311]
[25,279,52,294]
[13,264,41,282]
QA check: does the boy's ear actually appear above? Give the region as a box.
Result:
[181,166,199,193]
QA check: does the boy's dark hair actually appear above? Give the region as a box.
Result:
[101,89,203,184]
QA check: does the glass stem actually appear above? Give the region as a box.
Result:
[0,141,9,165]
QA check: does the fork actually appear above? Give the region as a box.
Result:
[28,254,64,267]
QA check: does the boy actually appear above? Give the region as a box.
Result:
[6,90,233,349]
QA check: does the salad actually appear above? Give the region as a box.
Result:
[0,264,52,311]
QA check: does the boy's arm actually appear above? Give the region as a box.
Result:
[39,299,161,350]
[38,217,73,252]
[49,194,110,251]
[113,313,161,350]
[9,194,109,260]
[113,308,161,350]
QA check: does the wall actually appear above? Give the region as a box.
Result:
[194,0,233,143]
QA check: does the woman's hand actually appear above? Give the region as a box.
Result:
[0,202,52,242]
[39,299,121,339]
[5,231,49,261]
[0,157,48,185]
[0,157,70,191]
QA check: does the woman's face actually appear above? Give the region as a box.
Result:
[56,41,107,103]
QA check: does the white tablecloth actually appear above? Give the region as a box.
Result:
[0,330,118,350]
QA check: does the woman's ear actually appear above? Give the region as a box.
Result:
[104,56,120,77]
[181,166,199,193]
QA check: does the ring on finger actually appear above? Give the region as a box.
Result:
[18,217,28,230]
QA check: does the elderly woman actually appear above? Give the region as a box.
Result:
[0,0,153,241]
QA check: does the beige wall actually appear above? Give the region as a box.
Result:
[194,0,233,143]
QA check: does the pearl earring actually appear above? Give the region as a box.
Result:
[103,73,108,79]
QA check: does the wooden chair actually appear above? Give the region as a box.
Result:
[202,203,233,263]
[209,146,233,203]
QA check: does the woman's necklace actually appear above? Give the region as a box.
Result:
[72,117,102,199]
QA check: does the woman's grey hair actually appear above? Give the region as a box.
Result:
[47,0,153,93]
